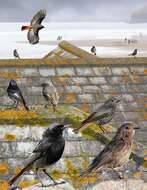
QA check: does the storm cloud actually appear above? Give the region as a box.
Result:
[0,0,147,22]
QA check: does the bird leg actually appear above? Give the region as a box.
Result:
[42,169,65,187]
[35,168,46,187]
[96,125,106,134]
[45,102,49,108]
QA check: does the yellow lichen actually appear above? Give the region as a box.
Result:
[18,181,31,188]
[0,181,9,190]
[0,164,8,175]
[133,171,142,179]
[4,134,16,141]
[51,170,62,180]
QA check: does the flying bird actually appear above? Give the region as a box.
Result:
[41,83,60,112]
[7,80,29,111]
[8,123,67,187]
[21,9,46,44]
[81,122,138,178]
[73,97,121,134]
[13,49,20,59]
[129,49,138,57]
[91,46,97,55]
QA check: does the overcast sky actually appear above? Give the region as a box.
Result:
[0,0,147,22]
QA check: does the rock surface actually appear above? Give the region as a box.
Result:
[87,179,147,190]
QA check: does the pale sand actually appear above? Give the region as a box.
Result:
[37,35,147,57]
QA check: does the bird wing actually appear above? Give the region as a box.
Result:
[33,138,52,155]
[31,9,46,26]
[84,139,125,175]
[27,29,39,44]
[82,105,111,125]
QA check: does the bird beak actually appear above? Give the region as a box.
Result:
[134,127,140,130]
[116,97,121,103]
[63,124,71,130]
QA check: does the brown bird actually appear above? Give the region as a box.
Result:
[81,122,138,178]
[41,83,60,112]
[73,97,121,134]
[21,9,46,44]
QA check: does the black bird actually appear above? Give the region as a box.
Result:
[8,123,68,187]
[21,9,46,44]
[81,123,138,178]
[41,83,60,112]
[7,80,29,111]
[13,49,20,59]
[73,97,121,134]
[129,49,138,57]
[91,46,96,55]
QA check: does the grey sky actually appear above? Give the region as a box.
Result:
[0,0,147,22]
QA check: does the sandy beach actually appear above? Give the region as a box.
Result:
[37,35,147,57]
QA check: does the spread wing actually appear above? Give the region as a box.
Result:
[31,9,46,26]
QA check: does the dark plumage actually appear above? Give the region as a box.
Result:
[21,9,46,44]
[8,123,67,187]
[13,49,20,59]
[91,46,96,55]
[7,80,29,111]
[73,97,121,133]
[129,49,138,57]
[81,122,138,178]
[41,83,60,112]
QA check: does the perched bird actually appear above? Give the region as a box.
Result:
[129,49,138,57]
[91,46,97,55]
[73,97,121,134]
[41,83,60,112]
[81,122,138,178]
[21,9,46,44]
[9,123,68,187]
[13,49,20,59]
[7,80,29,111]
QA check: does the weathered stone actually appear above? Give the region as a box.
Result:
[56,67,75,76]
[78,94,95,103]
[19,68,39,77]
[65,86,82,93]
[76,67,94,76]
[39,67,56,76]
[93,67,112,76]
[112,67,129,75]
[90,180,147,190]
[130,66,146,74]
[83,86,100,93]
[89,77,107,85]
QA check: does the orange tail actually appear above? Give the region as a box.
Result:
[21,25,32,31]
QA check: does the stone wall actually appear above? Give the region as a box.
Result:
[0,61,146,188]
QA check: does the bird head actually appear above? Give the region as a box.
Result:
[41,83,48,88]
[43,123,68,137]
[115,122,139,142]
[9,80,17,86]
[105,96,121,108]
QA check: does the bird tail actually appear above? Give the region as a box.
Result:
[21,96,30,111]
[80,166,94,178]
[21,25,32,31]
[8,155,40,186]
[73,120,88,134]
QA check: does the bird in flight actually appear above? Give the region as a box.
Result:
[21,9,46,44]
